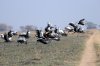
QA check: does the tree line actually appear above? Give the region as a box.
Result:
[0,22,99,31]
[0,23,37,31]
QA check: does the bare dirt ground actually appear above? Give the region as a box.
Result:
[79,30,100,66]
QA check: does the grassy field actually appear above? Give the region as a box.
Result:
[0,33,88,66]
[94,44,100,66]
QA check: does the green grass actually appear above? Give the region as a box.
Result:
[94,44,100,66]
[0,33,87,66]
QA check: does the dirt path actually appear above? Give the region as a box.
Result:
[79,30,98,66]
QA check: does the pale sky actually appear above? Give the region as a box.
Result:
[0,0,100,30]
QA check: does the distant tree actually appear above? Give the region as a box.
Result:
[86,22,97,29]
[8,26,13,30]
[0,23,13,31]
[20,25,37,31]
[98,25,100,29]
[20,26,26,31]
[25,25,37,31]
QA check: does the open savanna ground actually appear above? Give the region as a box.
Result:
[93,30,100,66]
[95,43,100,66]
[0,31,90,66]
[78,30,100,66]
